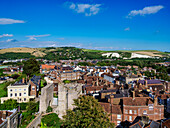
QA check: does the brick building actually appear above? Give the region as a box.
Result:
[100,95,164,126]
[59,71,81,81]
[29,75,41,97]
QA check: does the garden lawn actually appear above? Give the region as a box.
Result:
[0,82,7,98]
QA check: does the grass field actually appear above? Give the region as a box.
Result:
[0,82,7,98]
[0,47,46,57]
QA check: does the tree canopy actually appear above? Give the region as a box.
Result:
[23,58,40,76]
[0,99,18,110]
[41,113,61,128]
[62,95,114,128]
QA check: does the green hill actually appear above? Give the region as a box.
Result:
[0,47,169,60]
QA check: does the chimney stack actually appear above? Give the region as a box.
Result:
[22,78,25,84]
[96,78,99,86]
[154,76,156,79]
[136,80,139,84]
[105,80,108,85]
[2,111,7,119]
[110,94,114,104]
[110,83,114,89]
[92,81,95,87]
[132,91,135,100]
[154,96,158,106]
[145,80,148,88]
[121,84,124,90]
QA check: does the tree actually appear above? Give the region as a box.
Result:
[63,80,71,84]
[41,113,61,128]
[0,69,4,76]
[23,58,40,76]
[26,101,39,114]
[0,99,18,110]
[62,95,114,128]
[46,106,53,113]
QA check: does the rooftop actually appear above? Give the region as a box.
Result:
[123,97,153,106]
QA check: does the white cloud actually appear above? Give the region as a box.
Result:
[93,46,119,50]
[57,38,65,40]
[0,18,25,24]
[124,27,130,31]
[26,34,51,40]
[68,3,102,16]
[70,3,76,9]
[29,37,37,41]
[127,5,164,18]
[47,44,56,47]
[0,34,13,38]
[6,39,18,42]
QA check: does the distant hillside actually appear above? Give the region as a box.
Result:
[0,47,169,60]
[0,47,46,57]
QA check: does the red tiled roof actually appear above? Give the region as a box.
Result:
[123,97,153,106]
[41,64,55,70]
[100,102,122,114]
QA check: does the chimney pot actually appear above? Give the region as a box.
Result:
[22,78,25,84]
[2,111,7,119]
[154,96,158,106]
[145,80,148,88]
[132,91,135,100]
[110,94,114,104]
[96,78,99,86]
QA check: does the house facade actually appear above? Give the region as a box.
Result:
[1,76,40,103]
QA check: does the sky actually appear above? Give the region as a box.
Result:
[0,0,170,51]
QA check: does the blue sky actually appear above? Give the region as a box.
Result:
[0,0,170,51]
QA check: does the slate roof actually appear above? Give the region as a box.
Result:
[146,121,160,128]
[12,79,27,86]
[138,80,162,85]
[30,75,41,90]
[100,89,117,93]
